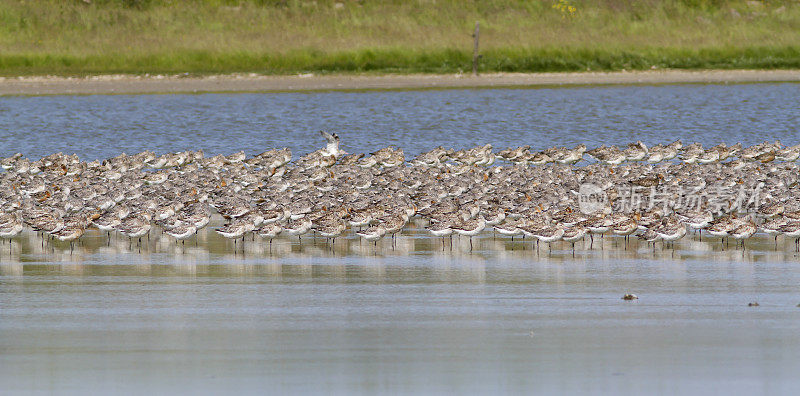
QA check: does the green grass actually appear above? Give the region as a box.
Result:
[1,0,800,76]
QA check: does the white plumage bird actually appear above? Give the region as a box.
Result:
[320,130,344,158]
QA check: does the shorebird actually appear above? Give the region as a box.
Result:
[498,146,530,163]
[356,225,386,247]
[611,213,639,249]
[215,220,251,248]
[320,131,343,158]
[52,226,84,253]
[283,218,313,243]
[165,223,197,246]
[758,201,785,218]
[93,212,121,239]
[592,147,626,166]
[30,214,65,236]
[182,211,211,232]
[778,222,800,252]
[527,151,552,166]
[562,225,587,256]
[0,215,23,246]
[523,225,564,253]
[761,217,788,249]
[662,143,680,162]
[655,217,687,249]
[452,216,486,251]
[557,144,586,165]
[706,215,737,250]
[730,219,756,250]
[260,206,290,224]
[638,227,662,251]
[494,220,522,240]
[777,144,800,161]
[314,220,347,245]
[647,145,666,163]
[623,141,648,162]
[426,221,453,250]
[0,153,23,170]
[118,215,152,247]
[681,143,704,163]
[347,209,373,229]
[583,215,612,249]
[256,223,282,246]
[379,213,408,243]
[697,148,720,165]
[678,208,713,241]
[484,206,506,228]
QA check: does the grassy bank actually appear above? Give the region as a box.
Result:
[1,0,799,76]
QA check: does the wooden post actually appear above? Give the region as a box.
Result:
[472,22,480,76]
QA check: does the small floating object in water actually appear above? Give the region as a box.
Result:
[748,302,760,307]
[622,294,638,300]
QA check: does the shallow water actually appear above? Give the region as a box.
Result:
[3,223,800,394]
[2,84,800,394]
[1,83,799,160]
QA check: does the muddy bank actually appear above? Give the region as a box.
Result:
[1,70,799,95]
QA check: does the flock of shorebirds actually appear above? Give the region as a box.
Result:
[2,131,800,256]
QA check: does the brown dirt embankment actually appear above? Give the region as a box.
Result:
[1,70,799,95]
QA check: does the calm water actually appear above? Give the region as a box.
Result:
[1,83,799,160]
[2,84,800,394]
